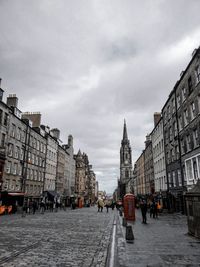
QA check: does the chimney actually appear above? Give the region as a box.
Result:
[154,112,161,127]
[145,134,151,148]
[21,112,41,128]
[7,94,18,108]
[50,128,60,140]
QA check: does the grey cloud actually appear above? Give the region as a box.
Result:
[1,0,200,193]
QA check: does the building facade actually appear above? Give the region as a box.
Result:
[151,114,167,194]
[176,48,200,190]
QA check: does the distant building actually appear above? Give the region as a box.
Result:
[151,113,167,194]
[119,120,132,198]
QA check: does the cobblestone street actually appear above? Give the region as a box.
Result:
[1,207,200,267]
[0,207,115,267]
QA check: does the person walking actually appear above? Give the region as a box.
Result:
[32,201,37,214]
[140,199,147,224]
[105,199,109,213]
[97,199,104,212]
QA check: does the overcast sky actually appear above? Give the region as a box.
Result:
[0,1,200,193]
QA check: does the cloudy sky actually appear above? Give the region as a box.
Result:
[0,1,200,193]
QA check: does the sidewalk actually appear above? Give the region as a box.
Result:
[115,209,200,267]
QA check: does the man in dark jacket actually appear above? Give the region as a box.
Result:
[140,199,148,224]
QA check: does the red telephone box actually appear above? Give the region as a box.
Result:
[123,194,135,221]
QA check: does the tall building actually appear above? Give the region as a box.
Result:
[119,120,132,198]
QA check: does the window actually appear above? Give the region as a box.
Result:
[20,148,24,160]
[172,98,175,113]
[4,113,8,126]
[18,165,22,176]
[190,102,195,120]
[37,140,40,150]
[188,76,193,93]
[198,96,200,114]
[193,158,198,180]
[13,163,17,175]
[175,145,179,160]
[0,109,3,124]
[173,122,177,136]
[181,87,186,101]
[8,143,13,157]
[195,65,200,84]
[183,109,189,126]
[1,133,6,147]
[193,129,198,148]
[178,115,183,131]
[180,139,185,155]
[11,124,16,138]
[17,128,21,140]
[6,161,11,173]
[167,105,171,119]
[168,173,171,187]
[198,156,200,177]
[178,170,182,186]
[169,127,173,141]
[186,159,193,180]
[172,171,176,187]
[177,94,181,108]
[186,135,191,151]
[15,146,20,159]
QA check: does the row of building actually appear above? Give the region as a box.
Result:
[0,83,98,207]
[118,46,200,212]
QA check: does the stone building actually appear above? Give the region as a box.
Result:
[144,135,155,194]
[135,151,145,195]
[2,95,26,193]
[162,87,183,211]
[119,120,132,198]
[74,150,86,202]
[42,126,58,191]
[0,87,10,192]
[62,135,76,203]
[151,113,167,194]
[21,113,47,200]
[56,145,66,197]
[176,48,200,190]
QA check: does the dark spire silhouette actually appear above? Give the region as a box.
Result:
[123,119,128,140]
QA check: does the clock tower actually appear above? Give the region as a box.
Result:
[120,120,132,197]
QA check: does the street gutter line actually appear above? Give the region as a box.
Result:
[109,219,116,267]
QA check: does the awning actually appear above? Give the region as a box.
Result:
[8,192,25,196]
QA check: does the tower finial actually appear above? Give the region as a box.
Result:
[123,119,128,140]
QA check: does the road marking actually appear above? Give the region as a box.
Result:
[109,219,116,267]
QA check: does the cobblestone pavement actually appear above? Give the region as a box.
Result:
[0,207,115,267]
[1,208,200,267]
[116,209,200,267]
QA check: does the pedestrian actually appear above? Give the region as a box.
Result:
[105,199,109,213]
[97,199,104,212]
[40,199,45,214]
[150,202,154,218]
[22,201,27,217]
[154,202,158,219]
[32,201,37,214]
[140,199,147,224]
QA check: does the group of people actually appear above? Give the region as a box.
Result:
[97,199,115,213]
[22,198,64,217]
[140,199,159,224]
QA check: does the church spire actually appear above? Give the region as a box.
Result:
[123,119,128,140]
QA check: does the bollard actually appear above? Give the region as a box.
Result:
[122,217,127,227]
[126,225,134,243]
